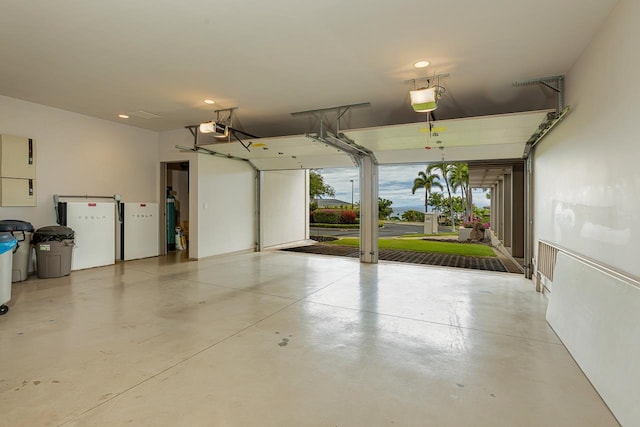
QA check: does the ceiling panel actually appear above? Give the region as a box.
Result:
[344,110,551,153]
[195,110,550,170]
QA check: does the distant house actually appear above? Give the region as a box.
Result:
[315,198,352,208]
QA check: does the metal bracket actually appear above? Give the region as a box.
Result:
[175,145,258,171]
[405,73,450,89]
[522,106,571,158]
[291,102,370,137]
[213,107,237,126]
[513,75,565,116]
[185,121,259,153]
[305,131,377,166]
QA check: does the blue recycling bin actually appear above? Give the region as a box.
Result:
[0,232,18,315]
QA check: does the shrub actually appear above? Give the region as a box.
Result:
[401,210,425,222]
[462,220,487,231]
[340,210,357,224]
[312,209,341,224]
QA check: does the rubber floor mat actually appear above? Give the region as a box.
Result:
[282,244,508,273]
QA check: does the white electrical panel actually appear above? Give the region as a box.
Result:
[66,202,116,271]
[118,203,159,261]
[0,134,36,179]
[0,134,36,206]
[0,177,36,206]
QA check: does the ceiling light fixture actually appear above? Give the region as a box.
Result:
[414,60,430,68]
[203,99,215,105]
[118,114,129,119]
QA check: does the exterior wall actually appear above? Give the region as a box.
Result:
[533,0,640,277]
[0,95,158,228]
[261,169,308,249]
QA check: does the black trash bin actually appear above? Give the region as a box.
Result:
[32,226,75,279]
[0,220,35,282]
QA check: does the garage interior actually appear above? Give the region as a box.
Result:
[1,1,638,426]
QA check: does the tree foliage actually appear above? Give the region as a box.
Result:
[378,197,393,220]
[401,210,425,222]
[309,170,335,200]
[427,162,456,230]
[411,169,443,213]
[449,163,472,221]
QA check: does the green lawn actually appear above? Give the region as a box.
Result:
[396,232,458,238]
[326,237,496,257]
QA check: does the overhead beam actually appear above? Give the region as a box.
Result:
[291,102,371,135]
[291,102,371,118]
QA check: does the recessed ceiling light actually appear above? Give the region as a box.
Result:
[203,99,215,104]
[118,114,129,119]
[414,60,430,68]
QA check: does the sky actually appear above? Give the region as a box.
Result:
[318,165,490,214]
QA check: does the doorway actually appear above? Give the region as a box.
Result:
[161,161,190,254]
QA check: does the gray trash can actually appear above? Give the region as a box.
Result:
[32,226,75,279]
[0,232,18,315]
[0,220,35,282]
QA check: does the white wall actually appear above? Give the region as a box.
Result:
[261,170,308,249]
[533,0,640,277]
[0,95,158,228]
[158,128,257,258]
[534,2,640,424]
[197,155,256,257]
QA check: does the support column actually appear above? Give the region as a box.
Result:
[497,178,504,240]
[359,156,378,263]
[524,156,534,278]
[512,164,525,258]
[503,173,513,249]
[490,184,497,234]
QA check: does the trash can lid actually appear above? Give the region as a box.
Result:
[32,226,75,243]
[0,232,17,255]
[0,219,35,232]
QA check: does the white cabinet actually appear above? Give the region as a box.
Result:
[0,177,36,206]
[0,134,36,179]
[0,134,37,206]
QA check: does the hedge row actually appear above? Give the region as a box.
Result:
[311,209,358,224]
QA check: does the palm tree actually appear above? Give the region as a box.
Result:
[411,170,443,214]
[449,163,472,222]
[427,162,455,230]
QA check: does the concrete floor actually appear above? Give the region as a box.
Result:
[0,251,619,427]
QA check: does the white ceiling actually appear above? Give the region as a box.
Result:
[0,1,617,138]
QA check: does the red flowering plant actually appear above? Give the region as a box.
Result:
[463,216,489,231]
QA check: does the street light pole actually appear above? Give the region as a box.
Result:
[350,179,354,209]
